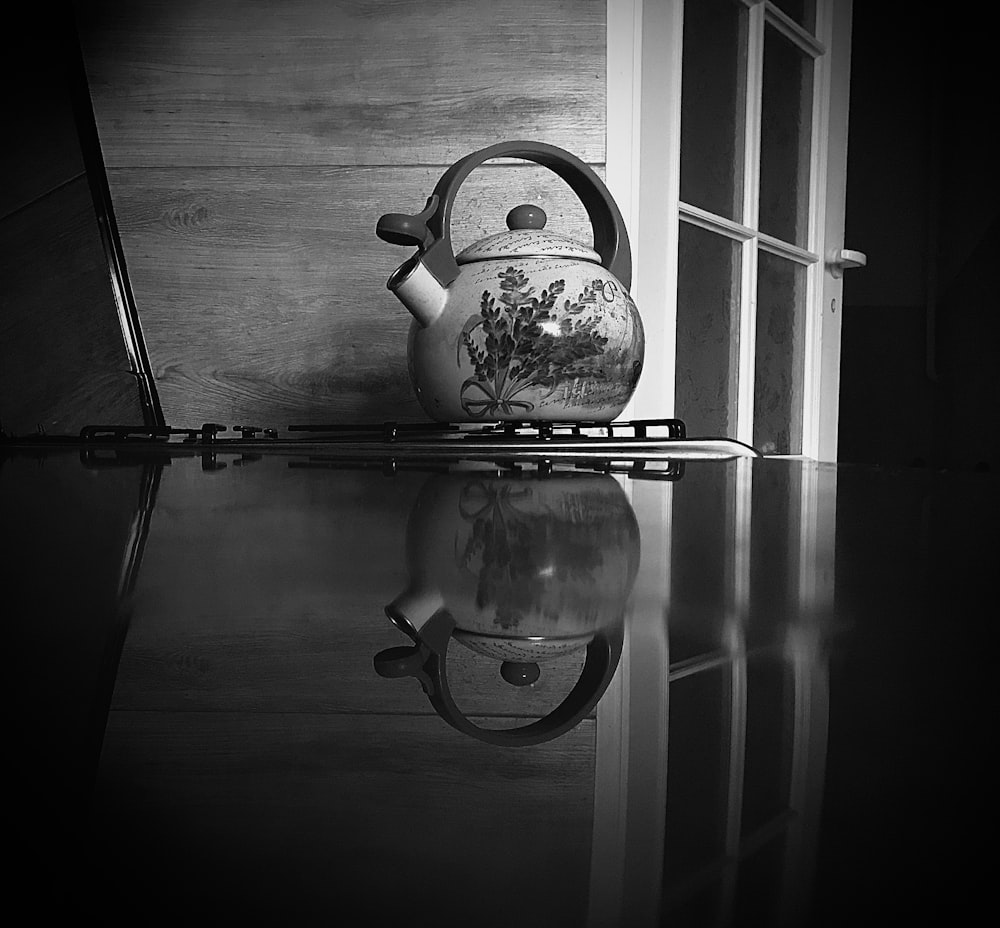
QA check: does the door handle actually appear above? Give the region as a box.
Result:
[829,248,867,278]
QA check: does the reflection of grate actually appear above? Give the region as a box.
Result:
[290,454,689,483]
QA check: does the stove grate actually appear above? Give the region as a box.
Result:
[69,418,688,445]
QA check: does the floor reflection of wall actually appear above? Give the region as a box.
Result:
[88,456,597,924]
[7,448,160,909]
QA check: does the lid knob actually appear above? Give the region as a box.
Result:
[506,204,547,231]
[500,661,541,686]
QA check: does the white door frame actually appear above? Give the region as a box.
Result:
[608,0,683,426]
[608,0,854,462]
[813,0,854,461]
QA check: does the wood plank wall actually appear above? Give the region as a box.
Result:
[0,11,144,436]
[76,0,608,428]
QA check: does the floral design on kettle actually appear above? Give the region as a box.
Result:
[458,268,611,418]
[455,478,618,630]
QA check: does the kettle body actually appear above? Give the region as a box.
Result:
[378,141,644,422]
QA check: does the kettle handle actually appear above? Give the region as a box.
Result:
[373,608,624,747]
[376,140,632,291]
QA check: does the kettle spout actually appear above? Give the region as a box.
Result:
[385,586,444,635]
[387,255,448,329]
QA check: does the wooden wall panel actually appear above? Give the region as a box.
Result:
[77,0,609,425]
[78,0,606,167]
[109,164,598,426]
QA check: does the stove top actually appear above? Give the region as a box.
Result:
[5,418,760,465]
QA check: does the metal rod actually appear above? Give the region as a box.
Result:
[65,10,165,427]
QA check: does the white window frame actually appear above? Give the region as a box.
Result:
[609,0,853,462]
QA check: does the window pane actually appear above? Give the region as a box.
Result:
[753,251,806,454]
[759,24,813,246]
[769,0,817,34]
[679,0,748,221]
[675,222,742,437]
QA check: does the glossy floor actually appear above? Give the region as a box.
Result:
[6,445,993,925]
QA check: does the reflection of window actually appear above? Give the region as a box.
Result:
[663,655,799,923]
[589,462,836,925]
[661,458,829,924]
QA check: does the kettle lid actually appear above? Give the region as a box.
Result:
[455,204,601,265]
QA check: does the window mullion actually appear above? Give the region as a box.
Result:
[679,202,754,241]
[758,232,819,264]
[763,3,826,57]
[737,1,765,447]
[801,0,835,458]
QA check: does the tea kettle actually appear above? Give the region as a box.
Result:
[373,467,639,746]
[376,141,644,422]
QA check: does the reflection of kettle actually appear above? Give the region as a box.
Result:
[374,468,639,746]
